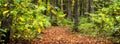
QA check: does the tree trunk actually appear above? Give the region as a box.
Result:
[67,0,72,19]
[90,0,94,13]
[73,0,79,32]
[89,0,94,13]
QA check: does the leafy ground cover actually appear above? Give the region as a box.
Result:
[10,26,113,44]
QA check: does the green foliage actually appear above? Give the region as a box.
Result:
[56,18,73,27]
[0,28,7,42]
[90,13,115,35]
[0,0,68,41]
[51,7,66,18]
[0,0,52,40]
[78,23,97,35]
[78,0,120,43]
[91,0,120,36]
[50,6,72,27]
[78,17,98,35]
[10,1,51,39]
[10,0,51,40]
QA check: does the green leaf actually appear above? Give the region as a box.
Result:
[37,34,42,39]
[13,0,20,4]
[3,10,9,15]
[0,28,7,33]
[10,11,18,15]
[21,2,29,7]
[0,34,6,37]
[51,10,57,14]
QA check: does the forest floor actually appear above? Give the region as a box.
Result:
[30,26,113,44]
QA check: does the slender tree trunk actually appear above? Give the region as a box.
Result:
[89,0,94,13]
[67,0,72,19]
[73,0,79,32]
[85,0,89,16]
[79,0,81,16]
[61,0,64,11]
[90,0,94,13]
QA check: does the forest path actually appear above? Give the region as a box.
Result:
[31,26,113,44]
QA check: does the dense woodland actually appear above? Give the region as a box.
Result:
[0,0,120,44]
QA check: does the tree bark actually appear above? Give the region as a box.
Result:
[73,0,79,32]
[89,0,94,13]
[67,0,72,19]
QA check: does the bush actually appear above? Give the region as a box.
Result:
[0,0,52,41]
[78,0,120,43]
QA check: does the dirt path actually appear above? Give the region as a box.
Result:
[31,26,113,44]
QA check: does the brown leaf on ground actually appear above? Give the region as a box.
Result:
[31,26,113,44]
